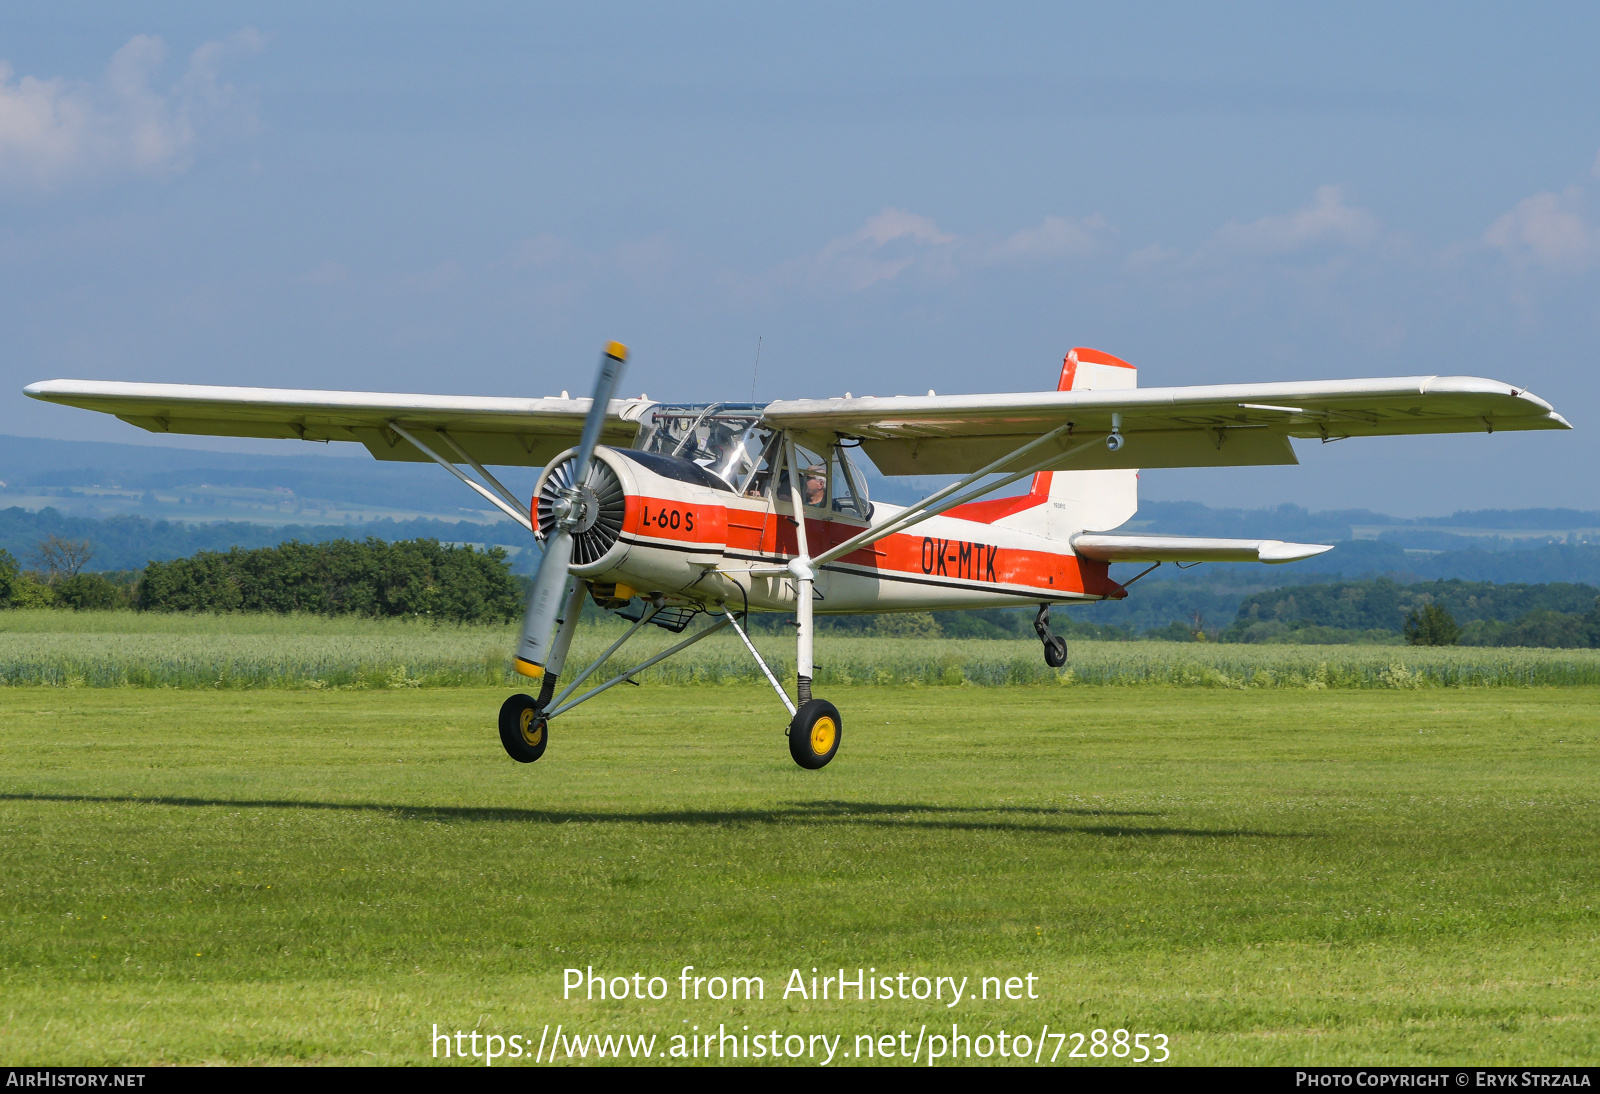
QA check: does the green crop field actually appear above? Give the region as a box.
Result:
[1,670,1596,1065]
[5,610,1600,689]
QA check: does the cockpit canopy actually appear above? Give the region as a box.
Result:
[632,402,870,517]
[634,403,772,493]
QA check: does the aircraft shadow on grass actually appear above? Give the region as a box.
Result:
[2,792,1299,840]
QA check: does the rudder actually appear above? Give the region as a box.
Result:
[994,347,1138,539]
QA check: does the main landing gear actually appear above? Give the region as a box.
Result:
[788,698,842,770]
[499,693,549,763]
[1035,604,1068,668]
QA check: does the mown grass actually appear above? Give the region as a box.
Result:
[4,610,1600,689]
[0,685,1595,1065]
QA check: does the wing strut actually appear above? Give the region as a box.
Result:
[809,429,1106,568]
[432,428,528,517]
[388,421,533,531]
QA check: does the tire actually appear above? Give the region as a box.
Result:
[499,693,549,763]
[1043,635,1068,668]
[788,699,842,770]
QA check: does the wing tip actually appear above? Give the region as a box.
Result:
[1259,540,1335,563]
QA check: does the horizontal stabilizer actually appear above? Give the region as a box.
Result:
[1069,533,1334,565]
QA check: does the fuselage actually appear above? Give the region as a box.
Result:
[542,444,1126,615]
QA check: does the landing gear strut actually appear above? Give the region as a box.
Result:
[780,436,840,769]
[1035,604,1068,668]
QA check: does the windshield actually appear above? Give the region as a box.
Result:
[634,403,773,493]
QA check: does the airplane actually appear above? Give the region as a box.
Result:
[25,343,1569,769]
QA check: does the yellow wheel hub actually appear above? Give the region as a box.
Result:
[809,716,836,756]
[519,708,544,747]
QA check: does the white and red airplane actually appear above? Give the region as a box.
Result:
[25,344,1568,768]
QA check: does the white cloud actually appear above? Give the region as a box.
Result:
[1483,185,1597,273]
[777,208,1109,292]
[794,207,955,290]
[1122,242,1182,272]
[983,214,1111,263]
[1205,185,1381,258]
[0,30,263,191]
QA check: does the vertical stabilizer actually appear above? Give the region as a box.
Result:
[994,347,1139,539]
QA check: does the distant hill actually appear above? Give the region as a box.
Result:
[0,433,538,526]
[1131,500,1600,552]
[0,507,532,573]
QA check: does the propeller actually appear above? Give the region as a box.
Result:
[513,341,628,680]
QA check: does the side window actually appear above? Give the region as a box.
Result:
[830,446,873,520]
[776,442,828,510]
[717,424,771,496]
[744,431,783,498]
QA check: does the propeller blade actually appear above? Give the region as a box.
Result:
[512,341,628,679]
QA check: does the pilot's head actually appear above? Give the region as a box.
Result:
[803,467,826,506]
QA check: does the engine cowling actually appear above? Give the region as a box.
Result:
[532,447,733,590]
[535,452,626,566]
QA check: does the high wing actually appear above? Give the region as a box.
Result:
[24,372,1570,476]
[763,375,1570,475]
[21,380,652,466]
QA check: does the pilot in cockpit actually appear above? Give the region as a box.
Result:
[803,466,826,507]
[775,464,827,507]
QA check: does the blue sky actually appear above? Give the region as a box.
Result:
[3,2,1598,515]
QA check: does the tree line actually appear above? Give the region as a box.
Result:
[0,536,522,622]
[1225,578,1600,648]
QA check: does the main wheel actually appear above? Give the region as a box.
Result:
[1043,634,1068,668]
[788,699,842,770]
[499,693,549,763]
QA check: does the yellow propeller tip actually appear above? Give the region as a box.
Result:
[605,341,629,361]
[512,658,545,679]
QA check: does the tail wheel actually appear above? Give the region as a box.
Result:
[499,693,549,763]
[1044,634,1068,668]
[788,699,842,770]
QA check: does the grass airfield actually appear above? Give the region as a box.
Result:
[1,683,1596,1065]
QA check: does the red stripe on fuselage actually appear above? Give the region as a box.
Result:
[859,528,1121,598]
[623,494,728,545]
[622,493,1123,599]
